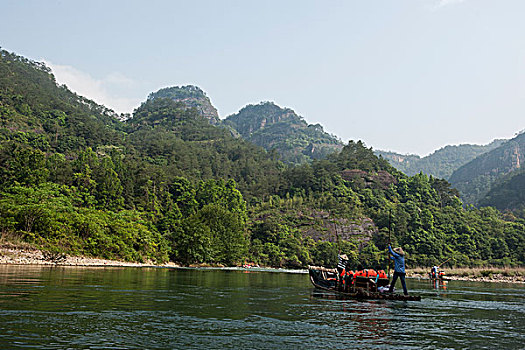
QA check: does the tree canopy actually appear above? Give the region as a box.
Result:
[0,48,523,268]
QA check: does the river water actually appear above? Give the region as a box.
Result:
[0,265,523,349]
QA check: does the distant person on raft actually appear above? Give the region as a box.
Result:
[431,265,439,279]
[388,245,408,295]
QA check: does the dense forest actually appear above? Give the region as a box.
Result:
[478,167,525,214]
[0,49,523,269]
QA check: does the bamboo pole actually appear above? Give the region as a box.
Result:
[387,209,392,277]
[438,257,452,268]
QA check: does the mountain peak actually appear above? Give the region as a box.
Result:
[148,85,206,100]
[224,101,342,164]
[239,101,293,114]
[148,85,219,124]
[227,101,305,135]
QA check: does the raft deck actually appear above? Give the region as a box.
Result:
[309,266,421,301]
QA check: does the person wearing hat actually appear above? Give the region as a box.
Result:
[431,265,439,279]
[388,245,408,295]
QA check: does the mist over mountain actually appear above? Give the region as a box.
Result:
[375,140,505,180]
[377,133,525,212]
[449,132,525,206]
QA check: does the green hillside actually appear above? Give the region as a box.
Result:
[376,140,504,180]
[478,168,525,214]
[0,48,523,268]
[223,102,343,164]
[0,49,124,153]
[449,132,525,206]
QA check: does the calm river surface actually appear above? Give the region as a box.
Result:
[0,265,523,349]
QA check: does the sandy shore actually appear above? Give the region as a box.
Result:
[0,244,179,268]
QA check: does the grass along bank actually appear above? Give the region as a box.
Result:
[408,267,525,283]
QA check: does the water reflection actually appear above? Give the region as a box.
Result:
[0,266,523,349]
[430,279,448,291]
[310,290,394,345]
[343,302,391,342]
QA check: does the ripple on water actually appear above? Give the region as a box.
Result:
[0,267,524,349]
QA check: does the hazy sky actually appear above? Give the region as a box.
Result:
[2,0,524,155]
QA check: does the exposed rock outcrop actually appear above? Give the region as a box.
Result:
[148,85,220,124]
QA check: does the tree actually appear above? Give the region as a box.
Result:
[310,241,337,267]
[0,143,48,188]
[197,204,247,265]
[171,215,212,265]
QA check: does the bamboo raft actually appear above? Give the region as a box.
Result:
[309,266,421,301]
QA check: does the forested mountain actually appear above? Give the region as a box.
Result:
[0,48,523,269]
[123,96,285,201]
[147,85,220,125]
[223,102,343,164]
[0,49,124,153]
[478,168,525,214]
[449,132,525,206]
[376,140,504,180]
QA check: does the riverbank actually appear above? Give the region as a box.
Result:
[408,267,525,284]
[2,243,524,283]
[0,243,179,268]
[0,245,305,274]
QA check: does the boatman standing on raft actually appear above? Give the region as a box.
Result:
[336,254,349,290]
[388,245,409,295]
[337,254,349,278]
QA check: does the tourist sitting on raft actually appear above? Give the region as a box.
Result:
[388,245,408,295]
[335,257,389,292]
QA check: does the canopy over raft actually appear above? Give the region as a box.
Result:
[308,266,421,301]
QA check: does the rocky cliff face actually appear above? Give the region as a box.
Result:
[224,102,303,135]
[147,85,220,124]
[304,212,377,244]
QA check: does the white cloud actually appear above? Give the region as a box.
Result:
[44,61,142,114]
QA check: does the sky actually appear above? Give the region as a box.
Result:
[1,0,524,156]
